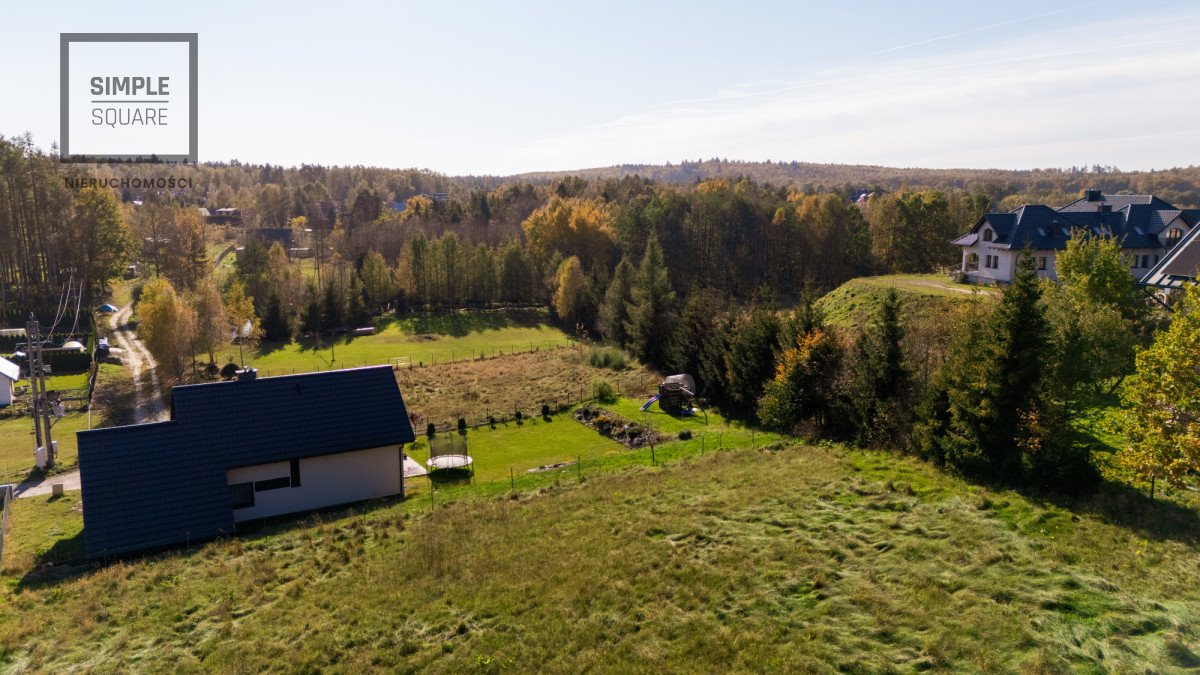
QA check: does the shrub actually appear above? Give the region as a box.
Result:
[488,415,496,428]
[541,403,551,419]
[515,410,524,425]
[220,362,239,380]
[678,430,693,440]
[426,422,436,438]
[588,347,627,371]
[457,417,467,435]
[592,379,617,404]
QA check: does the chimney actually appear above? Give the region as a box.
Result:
[1099,204,1112,213]
[1085,189,1103,202]
[236,368,258,382]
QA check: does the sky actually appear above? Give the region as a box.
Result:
[2,0,1199,175]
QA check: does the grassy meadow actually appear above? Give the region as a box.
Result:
[2,439,1199,671]
[243,309,575,377]
[816,273,996,327]
[395,347,660,427]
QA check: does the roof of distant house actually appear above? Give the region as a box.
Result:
[1143,223,1200,288]
[953,191,1195,252]
[78,366,415,557]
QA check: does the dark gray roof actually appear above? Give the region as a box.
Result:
[955,192,1194,252]
[1143,224,1200,289]
[78,366,414,557]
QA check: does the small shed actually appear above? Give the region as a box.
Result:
[0,356,20,407]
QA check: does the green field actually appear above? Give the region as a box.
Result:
[243,309,574,377]
[817,274,995,327]
[3,435,1198,671]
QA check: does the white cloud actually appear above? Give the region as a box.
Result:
[494,11,1200,174]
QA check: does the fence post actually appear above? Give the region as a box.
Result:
[510,467,514,490]
[577,455,582,481]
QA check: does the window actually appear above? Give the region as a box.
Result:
[965,253,979,272]
[984,254,999,270]
[1154,255,1160,265]
[1037,257,1047,271]
[1142,255,1150,269]
[1167,228,1183,245]
[230,482,255,509]
[290,459,301,487]
[255,477,291,492]
[982,228,993,242]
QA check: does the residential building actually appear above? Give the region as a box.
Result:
[78,366,415,558]
[953,190,1196,284]
[0,356,19,407]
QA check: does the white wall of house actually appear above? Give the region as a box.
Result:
[960,243,1015,284]
[226,445,403,522]
[0,379,12,407]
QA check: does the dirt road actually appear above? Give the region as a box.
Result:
[15,304,167,499]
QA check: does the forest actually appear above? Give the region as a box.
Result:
[3,133,1200,496]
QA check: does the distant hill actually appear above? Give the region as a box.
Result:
[500,159,1200,208]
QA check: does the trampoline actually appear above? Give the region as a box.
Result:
[426,433,473,472]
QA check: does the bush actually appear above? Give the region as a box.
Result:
[220,362,239,380]
[592,379,617,404]
[457,417,467,435]
[515,410,524,425]
[541,403,551,418]
[426,422,437,438]
[588,347,627,371]
[488,415,496,428]
[678,430,693,440]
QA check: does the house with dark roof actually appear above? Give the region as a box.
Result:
[953,190,1195,284]
[78,366,415,558]
[1141,221,1200,290]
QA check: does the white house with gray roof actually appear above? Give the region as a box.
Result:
[953,190,1196,284]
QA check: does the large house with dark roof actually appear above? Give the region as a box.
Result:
[953,190,1197,284]
[78,366,415,558]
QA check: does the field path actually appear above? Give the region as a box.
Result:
[16,304,168,499]
[109,304,168,424]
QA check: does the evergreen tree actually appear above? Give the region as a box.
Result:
[347,274,370,328]
[758,328,842,432]
[848,288,910,447]
[322,279,345,330]
[598,257,635,346]
[261,291,293,342]
[625,232,676,367]
[723,306,781,419]
[300,282,323,335]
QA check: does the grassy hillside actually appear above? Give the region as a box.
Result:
[816,274,995,328]
[3,433,1198,670]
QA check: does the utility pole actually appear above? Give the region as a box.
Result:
[26,316,54,468]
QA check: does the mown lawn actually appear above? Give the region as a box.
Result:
[2,440,1198,671]
[0,412,90,484]
[243,309,574,377]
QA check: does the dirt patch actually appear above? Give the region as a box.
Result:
[407,334,439,343]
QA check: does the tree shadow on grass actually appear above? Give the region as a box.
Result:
[1019,479,1200,547]
[399,308,548,338]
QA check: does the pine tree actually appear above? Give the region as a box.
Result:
[849,288,910,447]
[723,306,781,419]
[322,280,345,330]
[598,257,635,345]
[262,291,293,342]
[347,274,369,328]
[300,282,323,335]
[625,232,676,367]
